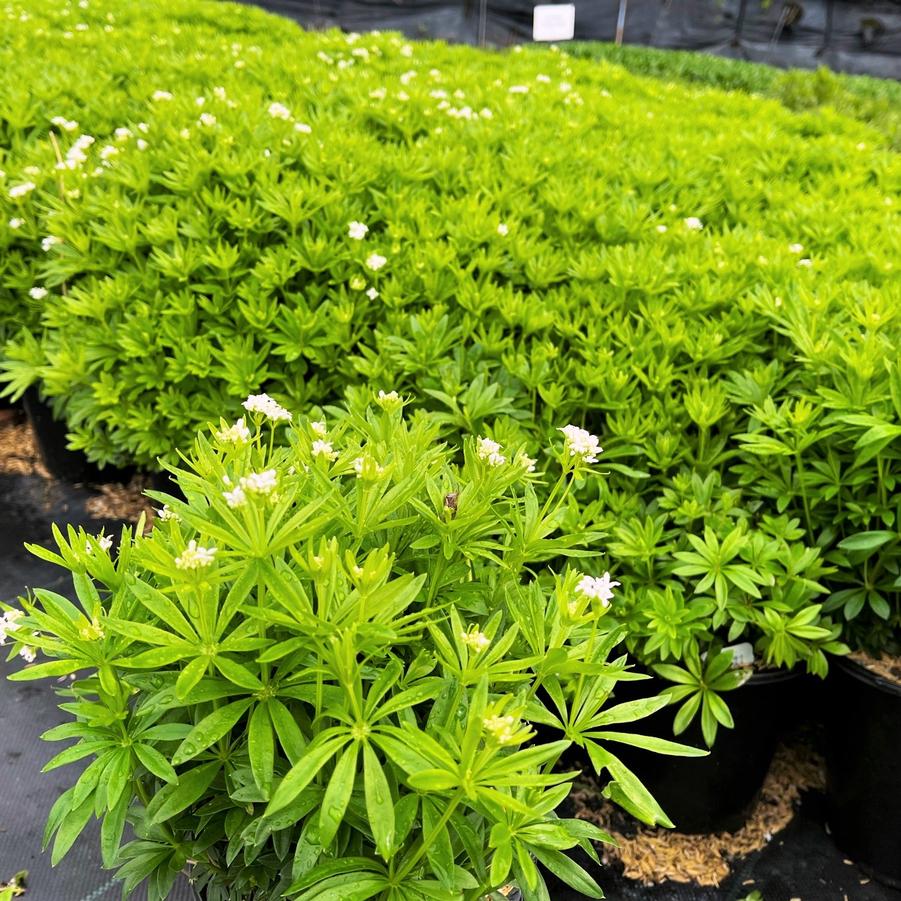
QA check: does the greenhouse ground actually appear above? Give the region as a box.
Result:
[1,421,898,901]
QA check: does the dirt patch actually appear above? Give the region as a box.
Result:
[570,743,825,887]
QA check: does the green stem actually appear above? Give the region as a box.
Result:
[393,794,461,884]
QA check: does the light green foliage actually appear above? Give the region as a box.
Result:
[0,0,898,738]
[2,396,703,901]
[566,44,901,148]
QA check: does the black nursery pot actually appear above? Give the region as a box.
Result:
[610,669,800,834]
[825,656,901,888]
[23,387,134,484]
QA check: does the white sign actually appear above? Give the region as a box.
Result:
[532,4,576,42]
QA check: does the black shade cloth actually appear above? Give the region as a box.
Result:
[238,0,901,79]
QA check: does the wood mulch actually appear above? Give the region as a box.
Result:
[570,742,825,887]
[0,412,155,525]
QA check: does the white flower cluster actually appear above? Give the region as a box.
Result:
[348,220,368,240]
[559,424,602,464]
[312,439,338,461]
[85,534,113,554]
[243,393,292,422]
[59,134,95,171]
[8,182,36,199]
[0,609,24,645]
[223,468,278,507]
[28,287,47,300]
[684,216,704,231]
[215,417,251,444]
[175,539,217,570]
[575,572,620,607]
[51,116,78,132]
[365,253,387,271]
[41,235,61,252]
[460,625,490,653]
[482,713,518,745]
[476,436,506,467]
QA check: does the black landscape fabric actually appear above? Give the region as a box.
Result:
[237,0,901,79]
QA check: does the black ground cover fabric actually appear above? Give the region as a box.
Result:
[237,0,901,79]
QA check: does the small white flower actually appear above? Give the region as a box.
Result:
[311,439,338,461]
[508,85,529,94]
[99,145,118,160]
[497,223,509,236]
[536,74,551,83]
[152,90,173,101]
[156,504,178,522]
[180,128,191,140]
[114,127,132,141]
[8,218,24,229]
[51,116,79,132]
[353,455,385,480]
[365,253,386,271]
[195,96,206,107]
[28,287,48,300]
[137,123,149,134]
[242,468,279,495]
[136,139,148,151]
[215,417,251,444]
[461,626,490,652]
[175,539,217,570]
[483,714,517,744]
[213,86,227,100]
[85,535,113,554]
[23,166,40,177]
[268,101,292,120]
[400,44,413,57]
[199,113,217,127]
[684,217,704,231]
[366,287,379,300]
[798,258,813,268]
[294,122,312,134]
[559,424,602,464]
[376,390,401,410]
[788,243,804,254]
[656,224,668,233]
[9,182,36,199]
[0,609,24,645]
[310,420,327,437]
[41,235,62,252]
[242,393,292,422]
[370,88,387,99]
[476,436,506,467]
[19,645,37,664]
[575,572,620,607]
[517,453,537,473]
[223,485,246,508]
[348,221,369,240]
[430,89,447,99]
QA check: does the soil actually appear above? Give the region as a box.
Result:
[850,650,901,687]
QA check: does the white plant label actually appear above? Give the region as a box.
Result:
[532,4,576,42]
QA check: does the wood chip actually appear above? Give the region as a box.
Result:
[570,743,825,886]
[0,415,49,478]
[849,650,901,686]
[84,476,156,525]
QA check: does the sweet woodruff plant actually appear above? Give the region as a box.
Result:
[2,394,702,901]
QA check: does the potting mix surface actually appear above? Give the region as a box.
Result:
[0,413,898,901]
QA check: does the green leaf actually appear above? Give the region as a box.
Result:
[837,531,895,553]
[363,742,394,860]
[146,762,220,824]
[319,743,359,846]
[249,702,275,798]
[134,744,179,784]
[266,735,348,817]
[172,698,253,765]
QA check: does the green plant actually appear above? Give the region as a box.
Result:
[0,0,897,730]
[0,872,27,901]
[2,394,702,901]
